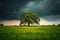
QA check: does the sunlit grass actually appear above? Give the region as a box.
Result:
[0,26,60,40]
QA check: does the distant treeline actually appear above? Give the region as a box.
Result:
[0,24,60,26]
[0,24,4,26]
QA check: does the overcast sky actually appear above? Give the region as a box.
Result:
[0,0,60,25]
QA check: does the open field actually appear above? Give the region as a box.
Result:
[0,26,60,40]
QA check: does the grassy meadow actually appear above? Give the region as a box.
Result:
[0,26,60,40]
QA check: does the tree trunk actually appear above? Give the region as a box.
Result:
[28,22,30,27]
[20,21,22,25]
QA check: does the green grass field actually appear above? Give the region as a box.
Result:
[0,26,60,40]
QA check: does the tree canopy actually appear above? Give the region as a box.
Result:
[20,12,40,26]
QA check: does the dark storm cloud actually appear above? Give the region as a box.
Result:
[0,0,60,21]
[0,0,29,20]
[21,0,60,16]
[20,0,60,21]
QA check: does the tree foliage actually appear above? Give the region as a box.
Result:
[20,12,40,26]
[58,24,60,26]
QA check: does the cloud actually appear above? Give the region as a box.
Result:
[20,0,47,13]
[0,20,20,26]
[40,18,60,25]
[20,0,60,16]
[0,0,60,21]
[43,15,60,21]
[20,0,60,21]
[0,18,60,26]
